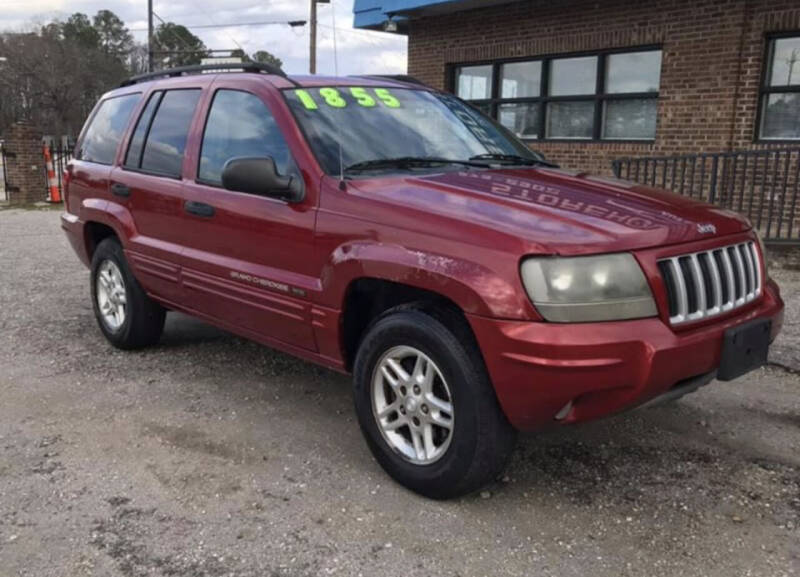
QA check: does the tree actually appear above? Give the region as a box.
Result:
[253,50,283,70]
[152,22,208,68]
[61,13,100,49]
[93,10,133,57]
[0,9,137,136]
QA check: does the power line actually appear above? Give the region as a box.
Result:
[317,23,403,42]
[193,2,245,54]
[130,19,306,33]
[151,10,195,52]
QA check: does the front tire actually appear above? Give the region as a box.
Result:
[91,237,165,350]
[353,307,516,499]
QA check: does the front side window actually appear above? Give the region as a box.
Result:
[454,48,662,141]
[284,86,538,175]
[760,35,800,140]
[77,93,140,165]
[199,90,295,185]
[124,89,201,178]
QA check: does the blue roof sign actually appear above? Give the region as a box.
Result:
[353,0,518,32]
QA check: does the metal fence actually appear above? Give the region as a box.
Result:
[0,142,9,203]
[612,148,800,244]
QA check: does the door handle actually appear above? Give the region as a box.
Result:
[110,182,131,197]
[184,200,215,218]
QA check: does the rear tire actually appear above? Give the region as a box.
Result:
[353,307,517,499]
[91,237,165,350]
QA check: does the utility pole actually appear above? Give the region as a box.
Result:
[309,0,330,75]
[309,0,317,74]
[147,0,155,72]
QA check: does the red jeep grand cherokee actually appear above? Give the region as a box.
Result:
[62,64,784,499]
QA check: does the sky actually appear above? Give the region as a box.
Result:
[0,0,408,76]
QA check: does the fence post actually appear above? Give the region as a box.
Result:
[708,155,719,204]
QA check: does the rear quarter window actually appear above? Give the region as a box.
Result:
[77,93,141,165]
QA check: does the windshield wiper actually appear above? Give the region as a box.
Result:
[468,153,557,167]
[344,156,485,174]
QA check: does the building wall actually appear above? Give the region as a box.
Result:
[4,122,46,206]
[406,0,800,175]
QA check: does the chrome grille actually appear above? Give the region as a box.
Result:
[657,241,762,325]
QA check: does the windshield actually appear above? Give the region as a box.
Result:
[283,87,540,175]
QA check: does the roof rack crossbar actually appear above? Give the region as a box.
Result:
[120,62,291,87]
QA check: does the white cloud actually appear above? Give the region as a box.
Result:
[0,0,408,76]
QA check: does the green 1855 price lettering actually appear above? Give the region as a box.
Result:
[293,88,402,110]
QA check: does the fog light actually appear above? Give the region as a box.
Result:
[554,400,573,421]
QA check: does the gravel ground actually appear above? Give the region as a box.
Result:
[0,208,798,577]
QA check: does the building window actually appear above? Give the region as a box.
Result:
[453,48,662,142]
[759,35,800,141]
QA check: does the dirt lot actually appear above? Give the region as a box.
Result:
[0,208,798,577]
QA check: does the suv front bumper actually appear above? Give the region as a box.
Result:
[467,279,784,431]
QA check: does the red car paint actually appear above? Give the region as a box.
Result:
[61,73,784,431]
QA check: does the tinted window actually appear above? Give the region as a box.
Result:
[125,92,162,168]
[606,50,662,93]
[602,99,658,140]
[199,90,295,185]
[455,65,493,100]
[501,61,541,98]
[761,94,800,140]
[78,94,140,165]
[498,102,541,139]
[549,56,597,96]
[769,37,800,87]
[140,89,201,177]
[546,101,595,139]
[760,36,800,140]
[458,49,662,141]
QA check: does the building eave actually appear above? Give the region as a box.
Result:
[353,0,522,33]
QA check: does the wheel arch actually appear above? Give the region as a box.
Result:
[80,199,136,261]
[322,242,532,371]
[339,277,483,372]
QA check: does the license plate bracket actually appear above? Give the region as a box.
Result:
[718,318,771,381]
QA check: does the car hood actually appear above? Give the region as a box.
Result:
[348,167,751,256]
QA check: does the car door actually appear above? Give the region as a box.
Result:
[109,87,203,304]
[67,92,141,235]
[179,82,318,351]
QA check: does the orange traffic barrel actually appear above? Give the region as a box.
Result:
[43,144,61,203]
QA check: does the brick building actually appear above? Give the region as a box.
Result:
[353,0,800,176]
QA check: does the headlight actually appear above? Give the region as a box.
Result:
[520,253,657,322]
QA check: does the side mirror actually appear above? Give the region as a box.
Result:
[221,157,305,203]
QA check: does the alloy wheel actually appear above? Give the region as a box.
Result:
[371,345,454,465]
[96,259,127,332]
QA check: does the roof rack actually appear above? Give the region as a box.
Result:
[119,62,291,87]
[353,74,429,87]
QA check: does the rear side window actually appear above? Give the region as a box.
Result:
[78,93,140,165]
[124,92,162,168]
[125,89,201,178]
[199,89,295,185]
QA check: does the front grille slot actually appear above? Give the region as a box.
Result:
[658,241,762,325]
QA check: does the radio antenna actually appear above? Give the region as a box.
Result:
[331,0,346,188]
